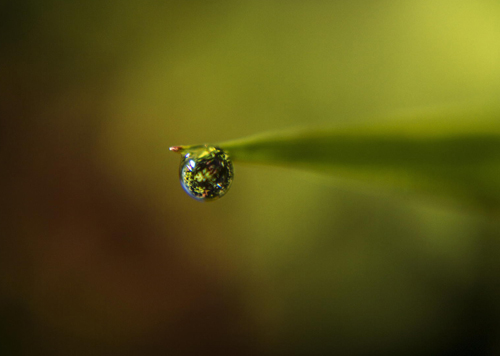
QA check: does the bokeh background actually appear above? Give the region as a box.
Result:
[1,1,500,355]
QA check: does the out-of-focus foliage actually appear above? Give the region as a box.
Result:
[1,1,499,355]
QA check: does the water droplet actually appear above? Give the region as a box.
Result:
[171,145,234,201]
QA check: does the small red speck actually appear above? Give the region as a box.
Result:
[169,146,182,152]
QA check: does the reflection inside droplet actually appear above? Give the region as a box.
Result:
[175,145,234,202]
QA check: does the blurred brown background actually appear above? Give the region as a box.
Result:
[1,1,500,355]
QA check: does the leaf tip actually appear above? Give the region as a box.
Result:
[169,146,184,153]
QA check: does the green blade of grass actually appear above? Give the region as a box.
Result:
[217,109,500,210]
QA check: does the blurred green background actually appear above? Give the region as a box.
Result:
[1,1,500,355]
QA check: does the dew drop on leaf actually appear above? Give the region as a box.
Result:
[172,145,234,201]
